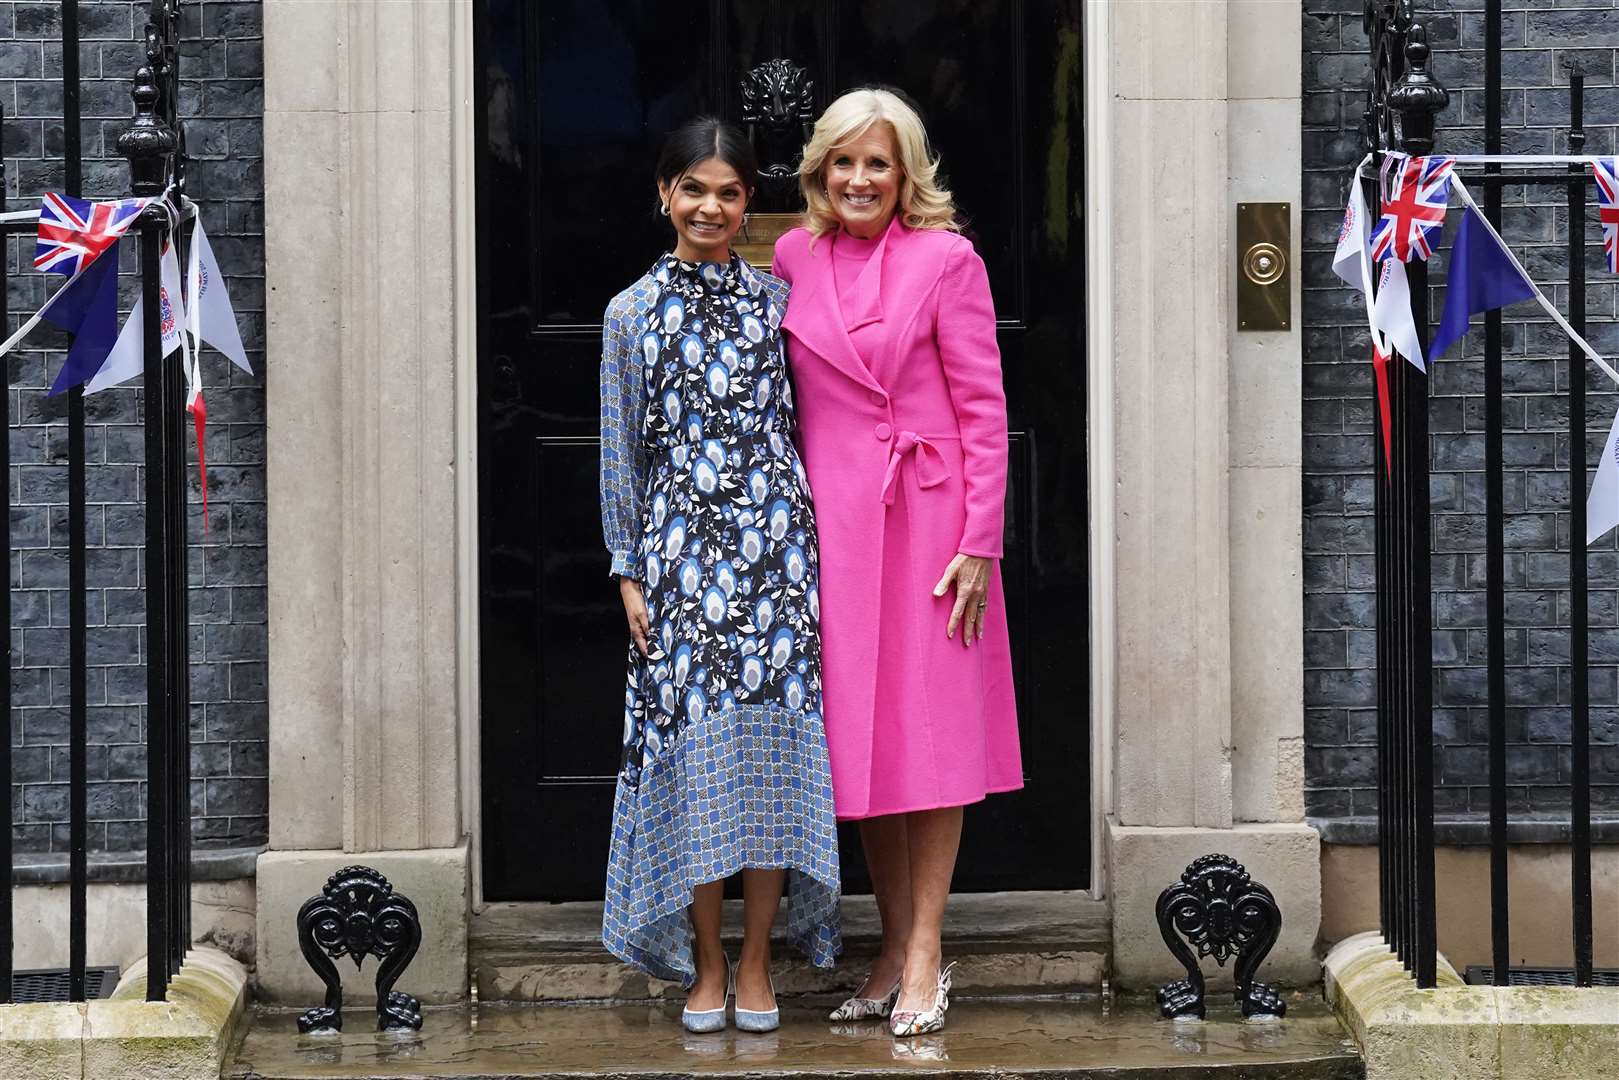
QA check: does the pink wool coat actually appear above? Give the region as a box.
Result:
[773,218,1023,821]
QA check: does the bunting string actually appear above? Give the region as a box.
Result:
[0,258,95,356]
[1351,152,1619,388]
[1448,174,1619,387]
[0,184,245,529]
[1347,151,1619,545]
[1396,153,1612,167]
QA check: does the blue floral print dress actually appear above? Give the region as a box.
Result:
[598,252,841,984]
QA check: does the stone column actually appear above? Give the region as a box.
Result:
[258,0,468,1004]
[1100,0,1319,988]
[1109,0,1235,832]
[1225,0,1307,827]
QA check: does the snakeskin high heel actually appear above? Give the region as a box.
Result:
[828,970,902,1022]
[681,953,732,1033]
[889,961,957,1038]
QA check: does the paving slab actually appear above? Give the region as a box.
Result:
[224,994,1363,1080]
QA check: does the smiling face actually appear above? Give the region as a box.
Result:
[823,123,902,239]
[659,157,749,264]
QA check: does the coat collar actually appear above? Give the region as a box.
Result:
[834,216,900,332]
[782,216,908,393]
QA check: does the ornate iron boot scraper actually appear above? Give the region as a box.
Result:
[1155,854,1286,1020]
[296,866,424,1032]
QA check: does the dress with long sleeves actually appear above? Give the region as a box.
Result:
[598,252,841,984]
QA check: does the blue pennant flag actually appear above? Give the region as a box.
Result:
[43,238,121,397]
[1429,205,1536,362]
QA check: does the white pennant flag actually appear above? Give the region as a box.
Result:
[84,240,185,394]
[189,217,250,374]
[1333,182,1426,373]
[161,239,185,359]
[1588,404,1619,546]
[1371,257,1426,371]
[1332,183,1371,293]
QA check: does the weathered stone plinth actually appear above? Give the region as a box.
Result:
[254,843,470,1006]
[0,946,249,1080]
[1107,819,1322,989]
[1325,931,1619,1080]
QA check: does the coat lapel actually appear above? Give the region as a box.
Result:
[781,231,887,395]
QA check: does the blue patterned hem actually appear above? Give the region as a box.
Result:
[602,704,843,986]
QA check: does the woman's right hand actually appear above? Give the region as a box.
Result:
[619,576,650,656]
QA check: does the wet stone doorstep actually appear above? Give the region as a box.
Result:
[224,994,1364,1080]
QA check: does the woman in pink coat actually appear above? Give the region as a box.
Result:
[772,87,1021,1037]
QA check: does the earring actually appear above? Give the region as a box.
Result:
[742,213,750,227]
[659,203,670,216]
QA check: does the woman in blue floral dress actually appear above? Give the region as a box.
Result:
[599,119,841,1033]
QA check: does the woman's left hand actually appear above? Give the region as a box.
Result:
[933,553,993,646]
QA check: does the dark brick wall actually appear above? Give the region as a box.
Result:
[1303,1,1619,821]
[3,0,265,854]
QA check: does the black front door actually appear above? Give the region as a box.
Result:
[475,0,1089,901]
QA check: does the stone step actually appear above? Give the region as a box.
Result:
[224,996,1363,1080]
[470,891,1111,1002]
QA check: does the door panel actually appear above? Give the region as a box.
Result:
[476,0,1089,901]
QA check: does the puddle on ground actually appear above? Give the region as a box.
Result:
[226,993,1362,1078]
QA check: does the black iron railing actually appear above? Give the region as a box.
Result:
[1364,0,1599,990]
[0,0,194,1004]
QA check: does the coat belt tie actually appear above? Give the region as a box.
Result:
[880,432,953,506]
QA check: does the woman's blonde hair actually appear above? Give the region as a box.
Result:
[798,87,960,238]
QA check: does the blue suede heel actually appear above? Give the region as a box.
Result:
[681,955,732,1033]
[734,960,780,1033]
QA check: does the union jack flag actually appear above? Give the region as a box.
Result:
[1593,158,1619,273]
[1372,155,1454,262]
[34,192,148,276]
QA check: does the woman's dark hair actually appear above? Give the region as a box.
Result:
[655,117,759,201]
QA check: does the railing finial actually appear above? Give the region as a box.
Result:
[1388,23,1449,155]
[117,64,176,197]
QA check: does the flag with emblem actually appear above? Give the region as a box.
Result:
[1372,154,1454,262]
[1333,181,1402,478]
[187,215,251,373]
[1593,157,1619,274]
[1332,183,1371,292]
[34,192,148,276]
[85,237,185,394]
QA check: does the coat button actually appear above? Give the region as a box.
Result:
[875,422,892,441]
[868,389,886,407]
